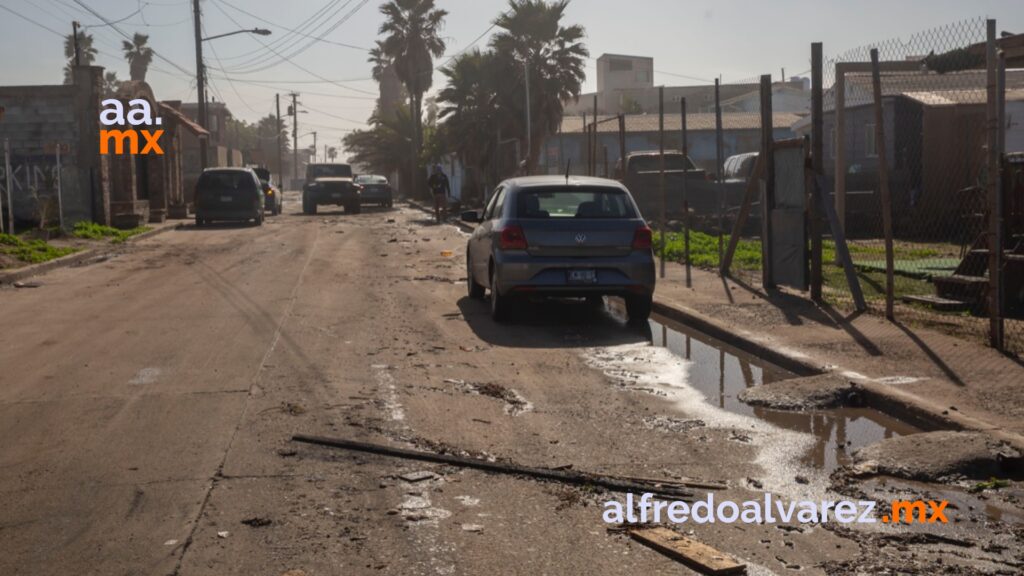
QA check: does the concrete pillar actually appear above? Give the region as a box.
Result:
[72,65,108,224]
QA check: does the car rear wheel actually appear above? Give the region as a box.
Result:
[490,266,511,322]
[302,195,316,215]
[625,294,653,324]
[348,202,361,214]
[467,255,485,299]
[195,216,205,227]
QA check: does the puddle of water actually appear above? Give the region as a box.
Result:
[648,317,919,472]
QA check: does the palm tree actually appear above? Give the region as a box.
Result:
[490,0,588,173]
[102,71,122,97]
[122,33,154,82]
[374,0,448,198]
[327,146,338,162]
[63,30,98,84]
[438,49,502,204]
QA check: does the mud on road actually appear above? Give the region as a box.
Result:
[0,199,1021,575]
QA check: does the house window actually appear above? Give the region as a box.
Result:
[865,123,877,158]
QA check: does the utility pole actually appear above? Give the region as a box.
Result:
[524,59,531,174]
[72,21,81,66]
[192,0,208,170]
[291,92,299,182]
[275,93,283,186]
[312,131,317,164]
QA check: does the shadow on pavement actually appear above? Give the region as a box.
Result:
[456,295,651,349]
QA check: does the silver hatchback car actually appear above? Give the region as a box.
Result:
[462,176,655,323]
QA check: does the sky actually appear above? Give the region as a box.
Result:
[2,0,1022,156]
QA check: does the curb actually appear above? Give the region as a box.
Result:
[651,300,824,378]
[0,223,182,285]
[651,297,1024,451]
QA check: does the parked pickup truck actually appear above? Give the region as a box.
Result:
[617,151,709,219]
[617,151,754,228]
[302,163,362,215]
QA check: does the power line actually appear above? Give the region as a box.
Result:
[68,0,194,77]
[209,0,347,65]
[0,4,66,37]
[206,0,377,97]
[216,0,370,53]
[211,0,371,75]
[201,19,259,114]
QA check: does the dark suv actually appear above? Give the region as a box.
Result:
[194,168,265,226]
[302,163,361,215]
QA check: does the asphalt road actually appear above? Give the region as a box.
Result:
[0,195,1017,575]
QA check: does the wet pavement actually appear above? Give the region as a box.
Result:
[648,316,920,472]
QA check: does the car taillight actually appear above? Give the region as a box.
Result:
[632,226,653,251]
[499,225,528,250]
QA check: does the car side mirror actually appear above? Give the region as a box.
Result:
[460,210,481,223]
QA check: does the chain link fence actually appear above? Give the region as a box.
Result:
[815,18,1023,355]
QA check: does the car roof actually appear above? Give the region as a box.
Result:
[501,175,628,191]
[202,167,254,174]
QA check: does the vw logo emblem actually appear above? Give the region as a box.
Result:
[574,233,587,244]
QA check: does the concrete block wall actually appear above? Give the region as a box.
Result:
[0,66,106,227]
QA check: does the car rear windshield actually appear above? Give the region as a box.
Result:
[629,155,695,172]
[198,171,255,191]
[308,164,353,179]
[355,175,387,184]
[515,188,637,219]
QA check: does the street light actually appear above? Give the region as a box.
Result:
[202,28,272,42]
[192,10,273,169]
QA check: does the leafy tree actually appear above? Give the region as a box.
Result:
[343,105,418,185]
[122,33,154,82]
[373,0,448,198]
[489,0,588,173]
[63,30,97,84]
[438,49,502,205]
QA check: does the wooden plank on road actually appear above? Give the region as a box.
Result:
[629,527,747,575]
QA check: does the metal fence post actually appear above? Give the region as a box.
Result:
[870,48,896,321]
[56,144,64,231]
[681,97,691,287]
[659,85,666,279]
[986,19,1004,349]
[760,75,775,289]
[714,79,724,263]
[4,138,12,234]
[618,114,626,180]
[810,43,824,301]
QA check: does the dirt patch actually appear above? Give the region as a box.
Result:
[848,431,1022,482]
[738,373,864,410]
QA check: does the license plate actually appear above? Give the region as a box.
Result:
[220,195,233,202]
[568,269,597,284]
[331,193,343,199]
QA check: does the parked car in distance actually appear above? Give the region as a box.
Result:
[723,152,759,183]
[302,163,361,215]
[462,176,655,323]
[194,167,265,227]
[354,174,393,208]
[251,167,282,216]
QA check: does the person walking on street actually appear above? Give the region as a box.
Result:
[428,164,451,224]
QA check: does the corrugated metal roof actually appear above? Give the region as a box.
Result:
[901,88,1024,106]
[558,112,803,134]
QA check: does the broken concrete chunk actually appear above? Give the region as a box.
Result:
[399,471,438,483]
[738,374,863,410]
[851,431,1022,482]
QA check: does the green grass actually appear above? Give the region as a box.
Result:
[0,233,78,264]
[654,229,763,269]
[72,221,150,243]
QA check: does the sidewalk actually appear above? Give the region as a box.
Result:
[407,200,1024,449]
[0,219,182,284]
[653,262,1024,448]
